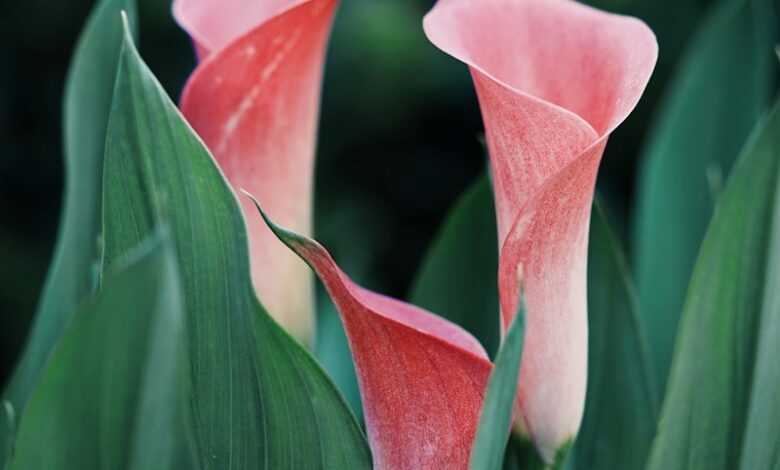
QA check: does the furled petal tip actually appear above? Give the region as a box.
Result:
[246,194,492,470]
[424,0,657,461]
[174,0,338,343]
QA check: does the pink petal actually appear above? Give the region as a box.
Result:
[174,0,313,59]
[257,208,493,470]
[176,0,337,342]
[424,0,657,460]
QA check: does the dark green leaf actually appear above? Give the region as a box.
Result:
[2,0,138,431]
[410,173,500,356]
[470,306,525,470]
[633,0,778,392]
[100,18,371,469]
[647,101,780,470]
[9,230,187,470]
[572,202,658,470]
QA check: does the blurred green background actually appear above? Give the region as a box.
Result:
[0,0,716,385]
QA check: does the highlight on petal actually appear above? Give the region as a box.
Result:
[424,0,657,461]
[176,0,338,343]
[174,0,311,59]
[246,194,493,470]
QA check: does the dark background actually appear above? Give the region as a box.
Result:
[0,0,714,384]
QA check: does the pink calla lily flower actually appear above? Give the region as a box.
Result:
[174,0,338,343]
[254,205,493,470]
[424,0,657,460]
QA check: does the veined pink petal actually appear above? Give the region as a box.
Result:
[176,0,337,343]
[255,205,493,470]
[424,0,657,460]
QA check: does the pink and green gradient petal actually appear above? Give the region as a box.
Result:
[424,0,657,461]
[175,0,338,343]
[251,199,493,470]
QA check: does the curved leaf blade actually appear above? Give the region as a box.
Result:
[633,0,778,391]
[9,230,187,470]
[3,0,138,423]
[470,307,525,470]
[739,180,780,468]
[647,101,780,470]
[101,19,371,469]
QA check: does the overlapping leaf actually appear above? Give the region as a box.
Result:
[633,0,778,391]
[470,308,525,470]
[739,184,780,469]
[9,231,188,470]
[648,101,780,470]
[100,19,370,469]
[2,0,137,452]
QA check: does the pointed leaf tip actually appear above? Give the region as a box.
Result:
[120,10,130,32]
[243,188,313,255]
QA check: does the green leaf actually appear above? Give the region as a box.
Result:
[572,202,658,470]
[2,0,137,430]
[647,101,780,470]
[739,183,780,468]
[470,305,525,470]
[410,173,500,356]
[100,18,371,469]
[9,230,188,470]
[0,402,13,470]
[633,0,778,392]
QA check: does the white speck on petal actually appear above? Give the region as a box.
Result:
[216,84,261,154]
[261,28,302,81]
